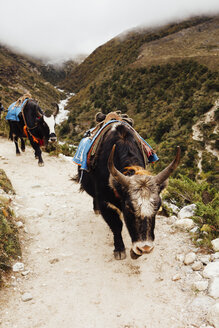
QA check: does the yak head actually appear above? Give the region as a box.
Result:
[108,145,180,259]
[37,103,59,144]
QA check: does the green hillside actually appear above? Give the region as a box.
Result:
[58,16,218,186]
[60,16,218,92]
[0,15,218,249]
[0,45,63,110]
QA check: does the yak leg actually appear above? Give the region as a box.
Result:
[20,138,25,152]
[99,200,126,260]
[14,136,21,155]
[93,197,100,214]
[28,135,44,166]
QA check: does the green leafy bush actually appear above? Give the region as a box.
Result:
[163,174,219,247]
[163,174,212,207]
[193,194,219,237]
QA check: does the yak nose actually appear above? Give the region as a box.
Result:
[130,241,154,259]
[49,133,57,142]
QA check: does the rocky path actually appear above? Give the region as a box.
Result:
[0,138,217,328]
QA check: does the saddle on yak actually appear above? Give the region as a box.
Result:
[73,111,159,171]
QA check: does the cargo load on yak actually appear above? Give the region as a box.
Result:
[73,111,159,171]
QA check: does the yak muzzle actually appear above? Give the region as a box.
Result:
[130,241,154,259]
[49,133,57,142]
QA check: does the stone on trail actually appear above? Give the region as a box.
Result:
[207,303,219,328]
[172,273,181,281]
[192,261,204,271]
[191,295,214,311]
[21,292,33,302]
[193,280,208,291]
[15,221,23,228]
[21,270,30,276]
[208,277,219,299]
[200,255,211,265]
[184,252,196,265]
[12,262,24,272]
[211,238,219,252]
[203,262,219,279]
[176,254,185,262]
[174,218,195,231]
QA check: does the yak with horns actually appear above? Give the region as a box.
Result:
[77,118,180,260]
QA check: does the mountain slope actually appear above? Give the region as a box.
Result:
[60,16,218,93]
[0,45,63,109]
[133,16,219,71]
[58,15,219,185]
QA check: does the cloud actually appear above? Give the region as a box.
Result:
[0,0,219,61]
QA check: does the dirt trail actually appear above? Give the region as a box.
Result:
[0,138,207,328]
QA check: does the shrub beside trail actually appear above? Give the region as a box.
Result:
[164,174,219,249]
[0,169,21,286]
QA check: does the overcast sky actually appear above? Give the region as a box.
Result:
[0,0,219,62]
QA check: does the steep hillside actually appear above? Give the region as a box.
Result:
[0,45,63,109]
[40,60,78,86]
[60,16,218,92]
[58,15,219,186]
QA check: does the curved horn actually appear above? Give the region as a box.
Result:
[155,146,181,184]
[52,103,59,117]
[108,145,130,187]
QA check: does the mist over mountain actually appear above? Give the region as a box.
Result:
[57,15,218,185]
[0,15,218,187]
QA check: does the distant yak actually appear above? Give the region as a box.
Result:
[7,94,59,166]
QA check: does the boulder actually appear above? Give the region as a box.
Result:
[163,201,180,214]
[192,261,204,271]
[184,252,196,265]
[193,280,208,291]
[207,303,219,328]
[208,277,219,299]
[174,218,195,231]
[178,204,196,220]
[211,238,219,252]
[203,262,219,279]
[12,262,24,272]
[191,295,214,310]
[21,292,33,302]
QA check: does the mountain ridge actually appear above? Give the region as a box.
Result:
[57,15,218,186]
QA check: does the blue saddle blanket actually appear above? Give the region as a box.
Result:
[6,99,28,121]
[73,120,159,170]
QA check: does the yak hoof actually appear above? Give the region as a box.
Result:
[38,162,44,167]
[16,153,21,156]
[114,250,126,260]
[130,249,142,260]
[21,149,25,152]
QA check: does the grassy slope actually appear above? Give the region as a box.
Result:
[58,15,218,185]
[0,170,21,285]
[60,16,217,92]
[0,45,62,110]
